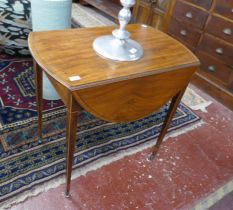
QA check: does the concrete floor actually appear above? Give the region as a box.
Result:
[11,86,233,210]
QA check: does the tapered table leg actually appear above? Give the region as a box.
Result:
[65,97,79,197]
[33,60,43,140]
[149,86,187,160]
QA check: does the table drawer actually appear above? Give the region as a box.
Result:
[206,15,233,44]
[173,1,209,29]
[214,0,233,20]
[168,17,201,48]
[198,34,233,66]
[196,50,233,85]
[183,0,212,10]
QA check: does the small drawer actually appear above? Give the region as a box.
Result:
[206,15,233,44]
[214,0,233,20]
[198,34,233,66]
[168,17,201,48]
[196,50,233,85]
[173,1,209,29]
[183,0,212,10]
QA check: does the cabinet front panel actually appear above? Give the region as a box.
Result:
[132,0,151,24]
[168,17,201,48]
[214,0,233,20]
[196,50,233,86]
[173,0,209,29]
[206,15,233,44]
[198,34,233,66]
[183,0,212,10]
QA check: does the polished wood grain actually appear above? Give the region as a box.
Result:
[132,0,152,25]
[173,1,209,29]
[132,0,172,31]
[29,24,199,196]
[149,86,187,160]
[163,0,177,32]
[168,17,201,48]
[34,71,82,197]
[205,15,233,44]
[214,0,233,20]
[74,67,196,122]
[166,0,233,110]
[198,34,233,66]
[196,51,233,86]
[183,0,212,10]
[28,24,199,91]
[46,73,74,108]
[65,96,80,197]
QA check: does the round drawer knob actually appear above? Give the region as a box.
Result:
[216,48,223,55]
[208,65,216,72]
[185,12,193,19]
[180,30,187,36]
[223,28,232,35]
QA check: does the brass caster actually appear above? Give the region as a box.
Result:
[65,191,71,198]
[148,153,156,161]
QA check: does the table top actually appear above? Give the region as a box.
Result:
[28,24,199,91]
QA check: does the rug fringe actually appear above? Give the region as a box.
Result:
[182,87,212,113]
[187,101,212,113]
[1,120,204,209]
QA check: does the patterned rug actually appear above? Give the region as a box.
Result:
[0,52,201,207]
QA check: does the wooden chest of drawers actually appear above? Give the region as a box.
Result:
[167,0,233,110]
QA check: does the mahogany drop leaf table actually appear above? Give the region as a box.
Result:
[28,24,200,196]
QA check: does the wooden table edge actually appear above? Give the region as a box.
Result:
[28,26,200,91]
[28,38,200,91]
